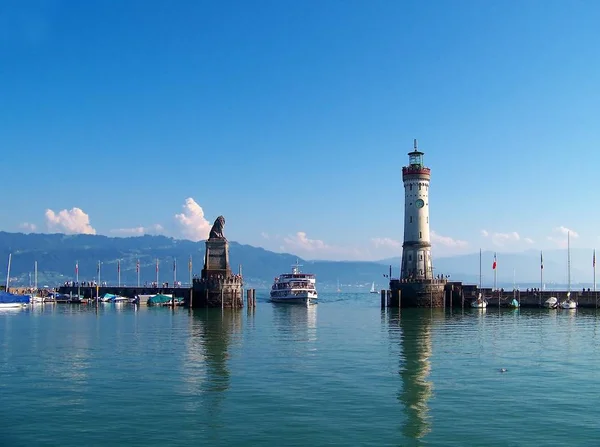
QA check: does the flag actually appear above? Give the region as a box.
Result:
[173,259,176,272]
[117,260,120,273]
[97,262,100,274]
[75,262,78,275]
[594,250,596,268]
[492,253,497,270]
[136,259,139,273]
[156,259,159,273]
[540,251,544,270]
[188,256,192,272]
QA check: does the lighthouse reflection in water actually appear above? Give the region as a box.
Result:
[387,308,439,440]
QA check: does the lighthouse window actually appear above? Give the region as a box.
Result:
[408,255,412,262]
[427,217,428,223]
[419,255,423,260]
[410,216,412,223]
[409,184,413,191]
[419,231,422,239]
[419,184,422,191]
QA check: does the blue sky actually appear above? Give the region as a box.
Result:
[1,0,600,261]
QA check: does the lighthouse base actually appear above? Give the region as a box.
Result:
[389,279,446,308]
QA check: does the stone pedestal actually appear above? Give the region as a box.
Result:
[188,237,243,309]
[390,279,445,308]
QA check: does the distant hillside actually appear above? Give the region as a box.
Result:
[378,248,595,287]
[0,232,596,289]
[0,232,388,289]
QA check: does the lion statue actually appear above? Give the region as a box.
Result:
[209,215,226,240]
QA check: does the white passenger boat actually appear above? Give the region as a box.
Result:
[270,262,318,305]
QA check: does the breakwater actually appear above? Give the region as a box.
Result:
[382,283,600,308]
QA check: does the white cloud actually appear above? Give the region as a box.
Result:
[524,237,534,244]
[174,198,212,242]
[19,222,37,233]
[548,226,578,248]
[431,230,468,248]
[371,237,402,249]
[261,232,270,239]
[110,224,164,236]
[481,230,521,246]
[554,226,579,238]
[284,231,328,252]
[276,231,364,260]
[45,207,96,235]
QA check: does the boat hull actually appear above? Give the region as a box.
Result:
[270,296,312,305]
[0,302,27,308]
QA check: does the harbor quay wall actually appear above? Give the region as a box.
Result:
[386,281,600,308]
[464,288,600,308]
[189,276,244,308]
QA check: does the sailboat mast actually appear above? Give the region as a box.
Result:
[567,231,571,294]
[5,253,11,291]
[34,261,38,290]
[479,249,482,289]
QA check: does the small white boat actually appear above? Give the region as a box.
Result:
[270,261,317,305]
[560,299,577,309]
[544,296,559,309]
[471,292,488,308]
[369,282,378,294]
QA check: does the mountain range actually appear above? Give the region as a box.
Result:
[0,232,596,289]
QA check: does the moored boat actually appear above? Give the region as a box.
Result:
[544,296,558,309]
[0,291,30,308]
[270,261,318,305]
[471,292,488,308]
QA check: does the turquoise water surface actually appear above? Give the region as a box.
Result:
[2,292,600,446]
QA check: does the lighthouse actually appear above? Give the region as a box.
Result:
[389,139,446,308]
[401,139,433,281]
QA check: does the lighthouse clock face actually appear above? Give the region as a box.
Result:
[415,199,425,208]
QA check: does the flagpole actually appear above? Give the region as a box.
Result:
[540,250,543,292]
[189,255,192,285]
[156,258,159,286]
[494,253,497,291]
[75,260,80,300]
[594,249,596,293]
[173,258,177,285]
[118,259,121,287]
[137,259,140,287]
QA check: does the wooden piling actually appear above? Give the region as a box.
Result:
[461,288,464,309]
[398,289,401,308]
[381,290,386,309]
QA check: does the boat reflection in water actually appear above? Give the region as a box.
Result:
[272,301,317,343]
[387,308,441,441]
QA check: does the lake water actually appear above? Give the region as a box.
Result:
[1,292,600,446]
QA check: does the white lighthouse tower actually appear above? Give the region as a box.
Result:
[401,139,433,281]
